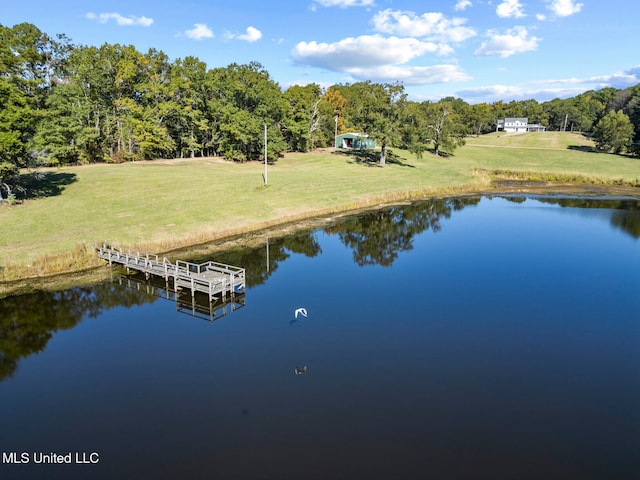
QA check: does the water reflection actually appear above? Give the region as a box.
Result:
[1,195,638,384]
[191,232,322,287]
[535,196,640,239]
[325,197,481,266]
[114,272,246,321]
[0,284,155,381]
[1,196,639,479]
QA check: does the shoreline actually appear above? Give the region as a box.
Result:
[2,181,639,298]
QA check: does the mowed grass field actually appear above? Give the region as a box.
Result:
[1,131,639,279]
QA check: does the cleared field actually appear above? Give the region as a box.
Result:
[1,132,639,280]
[465,131,595,150]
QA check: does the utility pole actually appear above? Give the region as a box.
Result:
[264,124,268,185]
[334,115,338,148]
[563,114,568,132]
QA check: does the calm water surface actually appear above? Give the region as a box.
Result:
[1,196,639,479]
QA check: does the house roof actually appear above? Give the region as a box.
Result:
[337,132,370,138]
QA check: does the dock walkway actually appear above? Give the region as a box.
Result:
[95,242,245,301]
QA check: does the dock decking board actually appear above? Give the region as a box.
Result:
[95,243,246,301]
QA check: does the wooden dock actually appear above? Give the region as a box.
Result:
[114,272,246,322]
[95,242,246,301]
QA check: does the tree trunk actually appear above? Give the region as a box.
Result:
[379,143,386,167]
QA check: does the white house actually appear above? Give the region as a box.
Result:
[496,118,546,133]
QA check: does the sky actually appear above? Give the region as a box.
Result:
[2,0,639,104]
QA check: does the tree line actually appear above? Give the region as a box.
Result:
[1,23,638,195]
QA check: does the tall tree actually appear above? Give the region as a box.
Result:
[350,81,405,166]
[592,110,635,154]
[400,101,431,158]
[0,79,32,199]
[0,22,72,194]
[319,87,349,147]
[467,102,494,136]
[0,23,72,107]
[426,101,467,157]
[166,55,212,158]
[210,62,288,161]
[283,83,323,151]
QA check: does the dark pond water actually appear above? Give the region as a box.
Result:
[1,196,639,480]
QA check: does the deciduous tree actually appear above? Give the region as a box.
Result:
[425,101,467,157]
[592,110,635,154]
[283,83,323,151]
[350,81,405,166]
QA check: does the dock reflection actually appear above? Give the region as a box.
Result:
[114,272,246,322]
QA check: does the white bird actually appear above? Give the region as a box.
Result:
[295,366,307,375]
[294,307,308,319]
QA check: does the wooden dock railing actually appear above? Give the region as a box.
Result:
[95,242,245,301]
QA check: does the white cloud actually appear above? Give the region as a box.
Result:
[547,0,583,17]
[455,1,472,11]
[591,65,640,88]
[226,26,263,42]
[292,35,450,71]
[184,24,214,40]
[457,84,530,99]
[346,64,471,85]
[86,12,153,27]
[529,65,640,89]
[496,0,526,18]
[456,84,588,103]
[475,26,540,58]
[456,66,640,103]
[291,34,470,85]
[372,9,476,43]
[536,13,547,21]
[312,0,375,7]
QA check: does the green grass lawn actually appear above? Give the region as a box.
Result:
[1,132,639,279]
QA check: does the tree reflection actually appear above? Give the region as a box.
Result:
[189,232,322,287]
[325,198,480,266]
[0,284,156,382]
[535,197,640,239]
[0,232,322,382]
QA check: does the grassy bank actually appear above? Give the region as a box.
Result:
[1,131,639,282]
